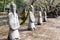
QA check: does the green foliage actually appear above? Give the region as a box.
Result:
[0,0,4,12]
[15,0,26,8]
[0,0,12,12]
[6,0,12,4]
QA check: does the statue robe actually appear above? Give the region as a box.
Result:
[28,11,35,29]
[37,11,43,25]
[8,12,20,40]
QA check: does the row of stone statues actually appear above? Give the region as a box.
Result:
[7,2,47,40]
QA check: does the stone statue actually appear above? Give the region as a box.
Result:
[8,2,20,40]
[37,8,43,25]
[28,5,36,30]
[43,8,47,22]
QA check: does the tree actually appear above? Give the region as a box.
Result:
[14,0,34,25]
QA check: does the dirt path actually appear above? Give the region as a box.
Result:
[0,16,60,40]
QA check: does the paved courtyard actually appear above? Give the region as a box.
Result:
[0,16,60,40]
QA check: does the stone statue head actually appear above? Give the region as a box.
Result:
[10,2,16,13]
[30,5,34,12]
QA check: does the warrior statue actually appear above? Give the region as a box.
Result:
[28,5,36,30]
[37,8,43,25]
[8,2,20,40]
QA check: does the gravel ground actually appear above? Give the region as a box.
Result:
[0,16,60,40]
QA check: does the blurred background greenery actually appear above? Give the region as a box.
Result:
[0,0,60,24]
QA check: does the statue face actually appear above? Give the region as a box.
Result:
[10,4,14,13]
[10,2,16,13]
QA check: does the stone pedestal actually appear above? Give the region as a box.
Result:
[8,30,20,40]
